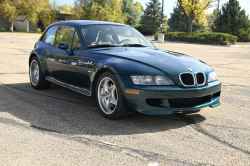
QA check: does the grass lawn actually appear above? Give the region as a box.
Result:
[0,30,43,34]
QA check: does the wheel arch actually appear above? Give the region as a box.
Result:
[29,53,38,66]
[91,67,118,98]
[29,52,46,75]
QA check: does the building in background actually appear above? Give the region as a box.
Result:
[0,17,10,30]
[0,12,71,32]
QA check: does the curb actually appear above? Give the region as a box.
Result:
[229,45,250,48]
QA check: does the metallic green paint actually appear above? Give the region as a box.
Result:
[209,101,221,108]
[29,21,221,115]
[116,74,221,114]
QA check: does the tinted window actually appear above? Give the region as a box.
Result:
[72,31,82,50]
[55,25,75,49]
[42,26,58,46]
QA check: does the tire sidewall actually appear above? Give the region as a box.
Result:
[29,56,49,89]
[96,72,128,119]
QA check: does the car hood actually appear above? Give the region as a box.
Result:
[91,47,212,75]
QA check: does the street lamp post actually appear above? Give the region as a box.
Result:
[158,0,164,42]
[217,0,219,20]
[161,0,164,33]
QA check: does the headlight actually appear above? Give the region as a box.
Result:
[131,75,175,85]
[142,76,152,85]
[208,71,218,82]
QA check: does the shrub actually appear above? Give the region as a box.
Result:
[133,24,144,33]
[133,24,155,35]
[0,28,8,32]
[36,28,41,32]
[154,32,238,45]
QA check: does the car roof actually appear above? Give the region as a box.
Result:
[49,20,126,27]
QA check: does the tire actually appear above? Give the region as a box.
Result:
[29,56,51,89]
[96,72,129,120]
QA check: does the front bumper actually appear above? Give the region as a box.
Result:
[117,75,221,115]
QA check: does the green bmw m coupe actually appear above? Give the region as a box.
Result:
[29,20,221,119]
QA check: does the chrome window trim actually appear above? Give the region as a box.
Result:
[195,72,206,86]
[179,72,195,87]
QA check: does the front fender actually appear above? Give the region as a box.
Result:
[89,57,170,96]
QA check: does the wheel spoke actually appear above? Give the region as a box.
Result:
[108,85,115,93]
[107,103,112,113]
[103,79,109,93]
[100,94,108,100]
[105,99,110,111]
[109,98,117,106]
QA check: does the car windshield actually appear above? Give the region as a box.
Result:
[80,25,154,48]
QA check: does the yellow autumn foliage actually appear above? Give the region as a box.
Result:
[74,0,127,24]
[58,4,74,15]
[0,0,54,24]
[178,0,214,26]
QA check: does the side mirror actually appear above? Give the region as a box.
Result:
[57,42,69,50]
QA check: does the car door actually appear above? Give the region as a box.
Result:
[47,25,82,86]
[40,25,59,77]
[76,27,99,91]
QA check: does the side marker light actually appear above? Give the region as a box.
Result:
[125,90,139,95]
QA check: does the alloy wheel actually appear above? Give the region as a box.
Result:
[30,60,39,86]
[98,77,118,114]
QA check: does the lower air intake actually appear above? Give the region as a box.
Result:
[169,95,212,108]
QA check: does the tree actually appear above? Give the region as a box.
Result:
[168,5,207,32]
[58,4,74,14]
[39,0,56,27]
[74,0,127,24]
[133,1,144,23]
[205,9,218,32]
[177,0,213,32]
[0,0,55,32]
[121,0,138,25]
[140,0,166,35]
[212,0,250,41]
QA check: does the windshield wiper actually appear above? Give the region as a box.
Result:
[121,44,148,47]
[87,44,119,48]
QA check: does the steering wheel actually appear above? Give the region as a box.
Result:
[119,39,132,44]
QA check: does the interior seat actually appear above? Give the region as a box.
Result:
[97,30,117,45]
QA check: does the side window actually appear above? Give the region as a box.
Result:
[72,31,82,50]
[41,26,58,46]
[55,25,75,49]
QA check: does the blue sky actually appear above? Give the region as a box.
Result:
[54,0,250,18]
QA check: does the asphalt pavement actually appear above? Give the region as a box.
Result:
[0,33,249,165]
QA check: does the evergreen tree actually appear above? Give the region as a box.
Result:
[212,0,250,41]
[168,5,207,33]
[140,0,165,35]
[121,0,138,25]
